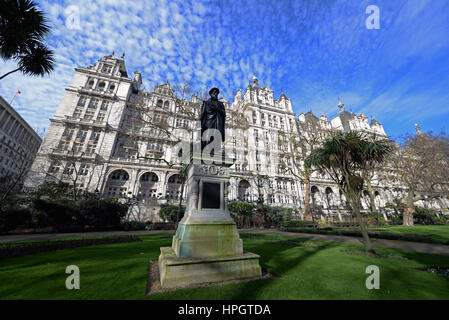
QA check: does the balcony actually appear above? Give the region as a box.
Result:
[63,116,106,128]
[109,156,164,166]
[78,87,116,99]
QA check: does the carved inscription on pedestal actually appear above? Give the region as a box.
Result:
[200,165,225,176]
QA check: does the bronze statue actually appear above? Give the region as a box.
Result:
[200,87,225,150]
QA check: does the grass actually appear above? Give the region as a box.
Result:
[367,225,449,244]
[0,233,448,299]
[281,225,449,245]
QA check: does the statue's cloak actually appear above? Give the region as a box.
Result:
[200,98,226,142]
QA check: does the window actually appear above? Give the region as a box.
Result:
[85,143,97,154]
[64,163,75,175]
[77,96,87,107]
[58,140,70,151]
[88,98,99,109]
[87,80,94,89]
[77,128,88,142]
[80,164,90,175]
[73,142,83,152]
[101,64,112,73]
[63,127,75,138]
[90,129,101,141]
[97,82,106,91]
[109,84,115,93]
[157,100,163,108]
[97,112,106,122]
[73,107,83,118]
[84,110,95,120]
[168,175,182,183]
[111,170,129,180]
[100,100,109,111]
[48,162,61,173]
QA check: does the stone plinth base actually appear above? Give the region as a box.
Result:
[158,247,262,289]
[172,221,243,259]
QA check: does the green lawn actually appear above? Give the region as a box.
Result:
[0,233,448,299]
[368,225,449,244]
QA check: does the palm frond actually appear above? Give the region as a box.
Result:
[17,42,55,76]
[0,0,51,59]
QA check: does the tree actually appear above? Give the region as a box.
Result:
[387,131,449,226]
[0,0,55,80]
[279,112,332,225]
[306,131,393,253]
[42,147,102,201]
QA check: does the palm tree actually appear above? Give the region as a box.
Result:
[306,131,392,253]
[0,0,55,80]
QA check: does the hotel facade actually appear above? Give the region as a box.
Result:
[23,54,448,221]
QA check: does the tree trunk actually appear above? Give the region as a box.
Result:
[344,174,375,254]
[366,181,377,213]
[403,191,415,226]
[304,178,315,227]
[351,196,375,254]
[0,68,21,80]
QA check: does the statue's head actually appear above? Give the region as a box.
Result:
[209,87,219,100]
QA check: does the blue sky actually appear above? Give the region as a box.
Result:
[0,0,448,140]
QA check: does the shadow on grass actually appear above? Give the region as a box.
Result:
[228,235,335,300]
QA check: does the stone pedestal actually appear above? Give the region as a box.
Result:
[158,153,262,289]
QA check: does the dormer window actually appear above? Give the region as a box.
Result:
[102,64,112,73]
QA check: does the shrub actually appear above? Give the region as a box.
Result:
[159,204,185,223]
[30,198,128,231]
[145,222,156,230]
[122,221,146,231]
[32,199,78,226]
[227,201,256,217]
[78,199,128,227]
[260,205,292,226]
[281,220,307,228]
[0,205,32,232]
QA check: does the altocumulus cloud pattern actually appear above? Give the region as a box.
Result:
[1,0,449,138]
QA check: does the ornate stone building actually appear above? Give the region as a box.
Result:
[23,54,447,221]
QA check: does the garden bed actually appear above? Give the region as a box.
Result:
[0,235,142,259]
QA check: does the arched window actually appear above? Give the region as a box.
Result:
[164,101,169,108]
[168,174,182,184]
[98,82,106,91]
[157,99,163,108]
[110,170,129,181]
[141,172,159,182]
[87,80,94,89]
[311,186,319,203]
[238,180,251,201]
[167,174,182,199]
[109,84,115,93]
